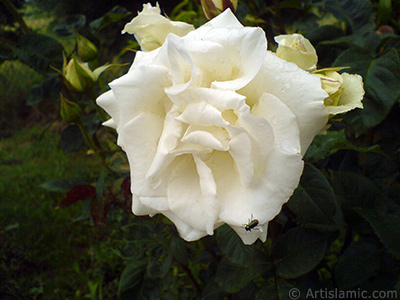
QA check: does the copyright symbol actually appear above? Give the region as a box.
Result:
[289,288,300,300]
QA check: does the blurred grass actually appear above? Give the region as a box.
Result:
[0,125,125,299]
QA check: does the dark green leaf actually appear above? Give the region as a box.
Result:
[119,258,148,300]
[334,239,381,289]
[40,178,89,192]
[307,25,344,45]
[287,164,340,232]
[332,47,375,77]
[305,131,345,162]
[355,208,400,260]
[256,283,301,300]
[330,171,383,209]
[61,124,84,153]
[200,280,226,300]
[216,224,259,266]
[272,227,328,279]
[232,282,258,300]
[146,258,168,279]
[380,35,400,52]
[170,235,188,265]
[95,167,107,207]
[344,49,400,134]
[13,34,64,74]
[53,15,86,36]
[320,31,381,52]
[214,257,261,293]
[82,113,101,136]
[90,6,130,31]
[324,0,374,33]
[0,41,14,61]
[305,130,383,163]
[27,76,61,106]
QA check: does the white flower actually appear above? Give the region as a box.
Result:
[274,33,318,71]
[98,8,328,244]
[122,3,195,51]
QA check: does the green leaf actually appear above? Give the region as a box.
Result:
[40,178,89,192]
[27,76,61,106]
[61,124,84,153]
[216,225,259,267]
[287,164,341,232]
[272,227,328,279]
[306,25,344,45]
[332,47,375,77]
[200,280,226,300]
[355,208,400,260]
[256,282,302,300]
[330,171,384,209]
[0,41,14,61]
[90,6,130,32]
[380,35,400,53]
[106,152,130,174]
[320,31,381,52]
[305,130,383,163]
[324,0,374,33]
[344,49,400,134]
[53,15,86,37]
[13,34,64,74]
[119,259,148,299]
[95,167,107,207]
[214,257,262,293]
[334,239,381,289]
[170,235,188,265]
[146,254,172,279]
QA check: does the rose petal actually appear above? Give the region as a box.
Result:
[163,210,208,241]
[96,90,119,128]
[231,223,268,245]
[216,93,303,233]
[122,3,194,51]
[239,52,328,154]
[167,155,219,234]
[109,64,171,147]
[122,112,166,196]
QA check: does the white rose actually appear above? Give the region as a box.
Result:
[98,8,328,244]
[274,33,318,71]
[122,2,195,51]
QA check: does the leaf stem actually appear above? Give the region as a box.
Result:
[76,119,100,154]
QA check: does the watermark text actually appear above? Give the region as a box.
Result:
[288,288,398,300]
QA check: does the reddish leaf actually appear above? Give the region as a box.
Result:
[90,197,106,225]
[57,184,96,208]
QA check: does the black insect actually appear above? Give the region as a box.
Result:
[243,214,259,232]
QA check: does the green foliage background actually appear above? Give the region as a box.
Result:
[1,0,400,299]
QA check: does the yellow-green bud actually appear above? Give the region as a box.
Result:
[275,34,318,71]
[76,32,98,62]
[63,57,96,93]
[201,0,238,20]
[313,68,364,115]
[60,93,82,123]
